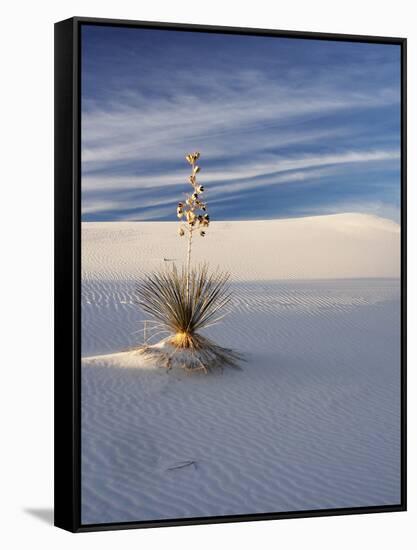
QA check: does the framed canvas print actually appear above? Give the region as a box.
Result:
[54,16,407,532]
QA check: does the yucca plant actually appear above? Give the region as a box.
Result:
[135,152,242,373]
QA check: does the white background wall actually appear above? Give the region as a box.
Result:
[0,0,415,548]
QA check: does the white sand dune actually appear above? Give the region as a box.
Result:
[82,213,400,282]
[81,214,401,524]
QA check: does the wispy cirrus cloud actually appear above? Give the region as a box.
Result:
[82,68,398,169]
[83,149,400,193]
[81,25,401,221]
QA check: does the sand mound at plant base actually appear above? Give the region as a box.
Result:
[83,339,241,374]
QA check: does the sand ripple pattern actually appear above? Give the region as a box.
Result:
[82,277,401,524]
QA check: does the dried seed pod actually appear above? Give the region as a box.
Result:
[178,227,185,237]
[200,230,206,237]
[186,211,196,224]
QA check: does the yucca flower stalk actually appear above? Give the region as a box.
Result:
[177,152,209,298]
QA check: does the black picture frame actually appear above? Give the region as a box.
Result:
[54,16,407,533]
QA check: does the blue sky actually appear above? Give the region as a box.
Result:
[81,25,401,222]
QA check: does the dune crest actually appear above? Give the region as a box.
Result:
[82,213,400,282]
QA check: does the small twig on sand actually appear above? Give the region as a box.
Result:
[167,460,197,471]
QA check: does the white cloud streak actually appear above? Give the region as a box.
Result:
[81,65,400,219]
[82,68,398,171]
[82,149,399,193]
